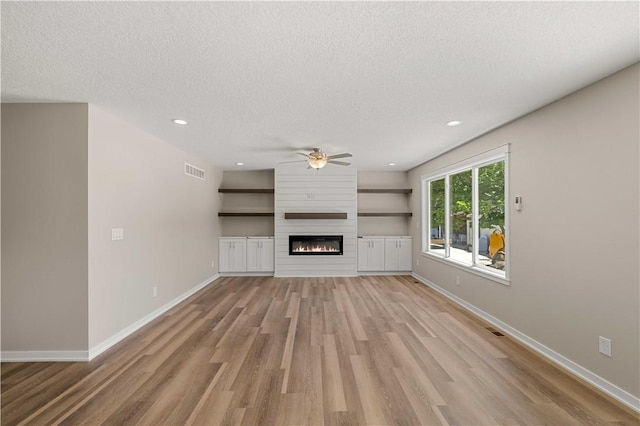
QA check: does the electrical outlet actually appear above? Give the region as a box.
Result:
[456,276,461,286]
[211,260,215,268]
[599,336,611,357]
[152,286,158,297]
[416,259,419,266]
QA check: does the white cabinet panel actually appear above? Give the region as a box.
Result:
[384,239,400,271]
[358,236,412,273]
[384,238,412,271]
[247,238,274,272]
[397,238,412,271]
[357,239,369,271]
[358,238,385,271]
[219,238,247,272]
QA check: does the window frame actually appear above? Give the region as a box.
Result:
[421,145,510,285]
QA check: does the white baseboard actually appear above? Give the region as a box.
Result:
[358,271,412,276]
[219,272,274,277]
[0,274,220,363]
[1,350,89,362]
[274,273,358,278]
[411,272,640,413]
[88,274,220,360]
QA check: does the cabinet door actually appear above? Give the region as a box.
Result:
[219,240,232,272]
[260,239,274,272]
[368,239,385,271]
[384,238,412,271]
[397,239,412,271]
[220,238,246,272]
[246,240,260,271]
[359,239,385,271]
[384,239,400,270]
[247,239,274,272]
[358,239,370,271]
[232,239,247,271]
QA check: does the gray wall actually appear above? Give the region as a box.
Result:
[2,104,89,352]
[1,103,223,355]
[357,171,411,236]
[408,64,640,398]
[219,170,274,237]
[88,106,222,349]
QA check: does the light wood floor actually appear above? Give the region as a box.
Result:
[2,276,638,425]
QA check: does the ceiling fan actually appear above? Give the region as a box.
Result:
[281,148,352,170]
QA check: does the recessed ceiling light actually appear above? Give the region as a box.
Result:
[388,162,396,166]
[446,120,462,127]
[172,119,188,125]
[235,162,244,166]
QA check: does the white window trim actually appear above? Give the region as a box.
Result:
[421,145,510,284]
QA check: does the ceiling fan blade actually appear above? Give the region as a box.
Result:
[328,160,351,166]
[278,160,307,164]
[327,153,352,160]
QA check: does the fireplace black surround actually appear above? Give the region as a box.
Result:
[289,235,343,255]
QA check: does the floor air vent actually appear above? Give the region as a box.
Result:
[485,326,505,336]
[185,163,205,180]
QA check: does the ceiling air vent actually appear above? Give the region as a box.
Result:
[185,163,205,180]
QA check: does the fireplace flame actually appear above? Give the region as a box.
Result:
[293,244,339,252]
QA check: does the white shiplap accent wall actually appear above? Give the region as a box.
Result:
[275,164,357,277]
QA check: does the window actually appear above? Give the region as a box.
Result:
[422,145,509,282]
[429,178,445,255]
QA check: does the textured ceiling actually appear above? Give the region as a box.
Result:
[2,2,638,171]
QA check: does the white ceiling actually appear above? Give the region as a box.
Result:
[2,2,638,171]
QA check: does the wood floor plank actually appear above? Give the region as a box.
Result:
[1,362,92,422]
[276,392,304,426]
[385,332,446,406]
[240,368,284,425]
[322,334,347,413]
[209,327,260,389]
[302,345,325,425]
[2,275,638,426]
[286,298,312,394]
[184,363,231,425]
[135,349,220,425]
[185,389,234,426]
[280,291,300,394]
[349,354,389,425]
[355,329,422,425]
[394,367,447,424]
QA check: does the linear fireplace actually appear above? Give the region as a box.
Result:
[289,235,343,255]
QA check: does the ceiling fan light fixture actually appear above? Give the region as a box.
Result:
[283,148,351,169]
[306,148,329,169]
[308,157,328,169]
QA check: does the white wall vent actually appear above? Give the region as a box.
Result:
[185,163,205,180]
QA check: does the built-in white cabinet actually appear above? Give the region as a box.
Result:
[219,237,273,273]
[384,238,412,271]
[357,238,385,271]
[358,236,412,272]
[219,238,247,272]
[246,238,274,272]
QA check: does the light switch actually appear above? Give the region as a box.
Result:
[112,228,124,241]
[515,196,523,211]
